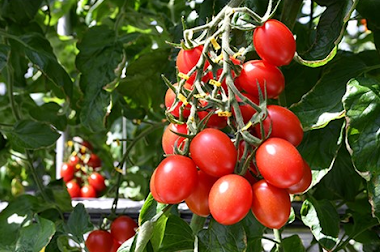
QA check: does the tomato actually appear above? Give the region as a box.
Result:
[287,160,312,194]
[251,180,291,229]
[234,93,259,124]
[162,123,188,155]
[256,105,303,146]
[185,170,218,217]
[110,240,121,252]
[256,138,304,188]
[60,162,75,182]
[164,83,191,118]
[176,45,211,85]
[110,215,138,244]
[66,180,81,198]
[253,19,296,66]
[190,128,237,177]
[85,230,114,252]
[80,184,97,198]
[150,169,165,203]
[81,140,93,151]
[234,60,285,99]
[209,174,253,225]
[87,153,102,169]
[197,110,227,129]
[153,155,198,204]
[68,155,81,167]
[88,172,106,192]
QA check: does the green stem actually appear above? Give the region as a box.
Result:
[189,214,206,234]
[273,229,283,252]
[26,151,51,203]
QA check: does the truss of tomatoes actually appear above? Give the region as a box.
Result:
[60,139,107,199]
[155,19,313,229]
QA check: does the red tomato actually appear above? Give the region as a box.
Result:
[251,180,291,229]
[60,162,75,182]
[256,105,303,146]
[150,169,165,203]
[235,60,285,99]
[87,153,102,169]
[110,240,121,252]
[253,19,296,66]
[162,123,188,155]
[209,174,253,225]
[153,155,198,204]
[256,138,303,188]
[164,83,192,118]
[110,215,138,244]
[244,169,258,185]
[68,155,81,167]
[234,93,259,124]
[85,230,114,252]
[88,172,106,192]
[66,180,81,198]
[287,160,312,194]
[176,45,211,84]
[197,110,227,129]
[185,170,218,217]
[80,184,97,198]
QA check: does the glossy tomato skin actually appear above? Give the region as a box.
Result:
[66,180,81,198]
[197,110,227,129]
[154,155,198,204]
[235,60,285,99]
[176,45,211,84]
[256,105,303,146]
[60,163,75,182]
[251,180,291,229]
[256,138,303,188]
[190,128,237,177]
[149,169,165,203]
[110,215,138,244]
[88,172,106,192]
[69,155,81,166]
[85,230,114,252]
[253,19,296,67]
[162,123,188,155]
[185,170,218,217]
[164,83,191,118]
[209,174,253,225]
[80,184,97,198]
[287,160,312,194]
[87,153,102,169]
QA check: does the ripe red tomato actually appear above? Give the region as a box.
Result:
[80,184,97,198]
[162,123,188,155]
[251,180,291,229]
[256,138,303,188]
[197,110,227,129]
[85,230,114,252]
[235,60,285,99]
[87,153,102,169]
[110,240,121,252]
[153,155,198,204]
[209,174,253,225]
[88,172,106,192]
[256,105,303,146]
[253,19,296,66]
[68,155,81,167]
[66,180,81,198]
[150,169,165,203]
[234,93,259,124]
[190,128,237,177]
[110,215,138,244]
[176,45,211,84]
[60,162,75,182]
[185,170,218,217]
[164,83,191,118]
[287,160,312,194]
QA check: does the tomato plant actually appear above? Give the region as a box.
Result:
[253,19,296,66]
[164,83,192,118]
[87,153,102,169]
[60,162,75,182]
[66,180,81,198]
[162,122,188,155]
[85,230,114,252]
[287,160,313,194]
[251,180,291,229]
[209,174,253,225]
[190,128,237,177]
[110,215,138,244]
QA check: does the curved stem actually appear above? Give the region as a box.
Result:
[273,229,283,252]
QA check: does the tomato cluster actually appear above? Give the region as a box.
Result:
[85,215,138,252]
[61,138,107,198]
[156,19,312,229]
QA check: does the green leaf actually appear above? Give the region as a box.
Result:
[139,193,168,225]
[241,212,265,252]
[0,0,43,24]
[291,52,369,130]
[342,77,380,221]
[301,198,340,250]
[29,102,67,131]
[0,44,10,72]
[5,119,60,150]
[119,220,155,252]
[76,25,124,132]
[198,218,247,252]
[282,235,306,252]
[43,180,73,213]
[296,0,357,66]
[15,216,56,252]
[297,119,345,186]
[64,203,93,244]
